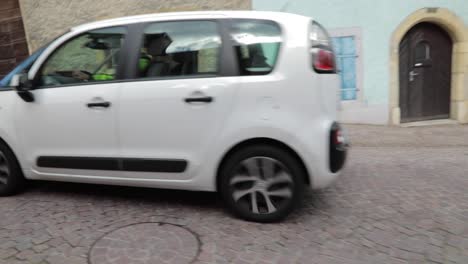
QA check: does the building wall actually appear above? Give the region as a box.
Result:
[254,0,468,124]
[0,0,29,79]
[19,0,251,52]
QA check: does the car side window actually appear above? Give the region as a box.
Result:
[137,21,221,78]
[38,27,126,87]
[231,20,282,76]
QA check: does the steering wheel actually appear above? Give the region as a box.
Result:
[43,70,93,85]
[42,73,62,86]
[75,70,93,81]
[81,70,93,76]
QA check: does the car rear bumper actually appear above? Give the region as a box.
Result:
[310,122,348,190]
[329,122,348,173]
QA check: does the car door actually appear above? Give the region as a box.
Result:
[118,19,238,181]
[15,26,127,180]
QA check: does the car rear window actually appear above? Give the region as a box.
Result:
[230,20,282,76]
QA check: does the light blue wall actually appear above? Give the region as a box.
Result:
[253,0,468,105]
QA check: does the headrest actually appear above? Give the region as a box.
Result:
[146,33,172,56]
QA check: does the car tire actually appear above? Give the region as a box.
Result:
[220,145,305,223]
[0,141,25,197]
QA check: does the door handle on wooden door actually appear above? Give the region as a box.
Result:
[409,70,419,82]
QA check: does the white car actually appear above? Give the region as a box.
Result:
[0,11,347,222]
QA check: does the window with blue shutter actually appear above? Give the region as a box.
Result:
[332,36,358,100]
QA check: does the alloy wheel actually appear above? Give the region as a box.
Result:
[0,151,10,186]
[229,157,294,214]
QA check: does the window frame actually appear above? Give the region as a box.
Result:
[415,41,431,60]
[329,27,364,104]
[229,18,283,76]
[32,26,130,89]
[32,24,130,90]
[414,40,432,67]
[121,18,237,83]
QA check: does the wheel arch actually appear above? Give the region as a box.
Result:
[215,137,310,191]
[0,135,24,170]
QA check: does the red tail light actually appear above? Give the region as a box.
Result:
[332,128,345,146]
[330,122,348,173]
[310,21,336,73]
[313,48,335,72]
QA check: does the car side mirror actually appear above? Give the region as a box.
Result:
[11,73,35,102]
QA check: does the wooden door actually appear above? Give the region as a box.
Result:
[399,23,452,122]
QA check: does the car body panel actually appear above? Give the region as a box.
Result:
[15,83,121,180]
[0,11,343,192]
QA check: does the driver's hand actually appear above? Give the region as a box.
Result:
[72,70,89,81]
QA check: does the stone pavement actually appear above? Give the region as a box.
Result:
[0,124,467,264]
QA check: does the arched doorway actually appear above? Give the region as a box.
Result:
[389,8,468,125]
[399,23,452,122]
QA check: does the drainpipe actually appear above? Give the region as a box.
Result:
[280,0,294,12]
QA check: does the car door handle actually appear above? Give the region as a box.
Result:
[87,101,111,108]
[184,96,213,103]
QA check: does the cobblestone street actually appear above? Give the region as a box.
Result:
[0,125,467,264]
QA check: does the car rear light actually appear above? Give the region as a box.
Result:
[330,122,348,149]
[313,49,335,72]
[329,122,348,173]
[310,22,336,73]
[332,128,345,146]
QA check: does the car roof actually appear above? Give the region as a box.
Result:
[71,11,312,32]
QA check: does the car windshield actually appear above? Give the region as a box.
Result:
[0,47,47,88]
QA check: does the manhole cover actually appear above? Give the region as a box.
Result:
[89,223,200,264]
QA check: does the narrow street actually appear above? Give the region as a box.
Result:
[0,125,467,264]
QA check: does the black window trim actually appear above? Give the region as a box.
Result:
[32,25,131,90]
[17,18,287,91]
[29,18,247,89]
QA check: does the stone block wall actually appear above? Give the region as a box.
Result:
[19,0,251,51]
[0,0,29,78]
